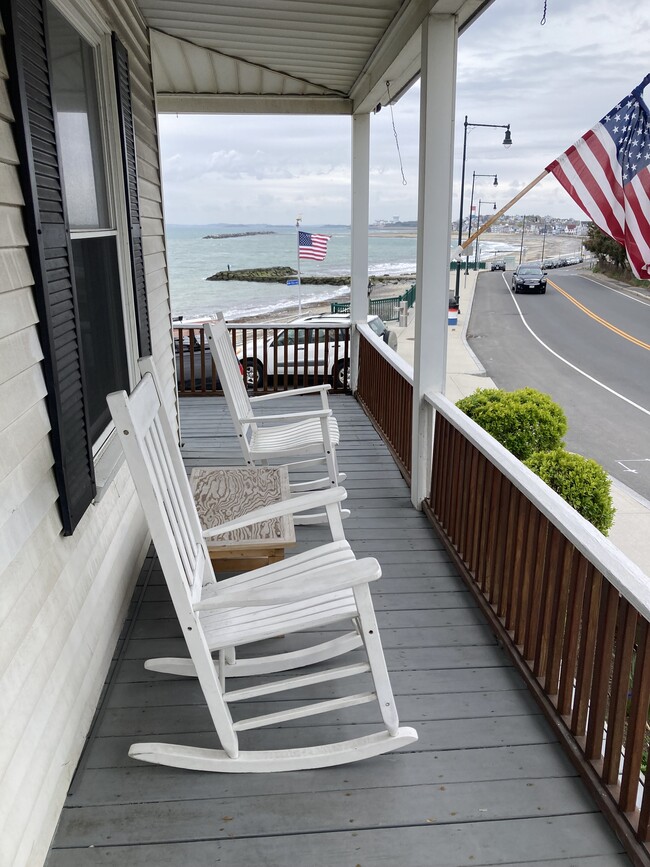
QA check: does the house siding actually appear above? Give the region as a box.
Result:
[0,2,174,865]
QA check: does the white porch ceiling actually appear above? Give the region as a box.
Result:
[135,0,494,114]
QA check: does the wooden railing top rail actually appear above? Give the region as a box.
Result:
[176,319,354,330]
[425,388,650,621]
[356,322,414,385]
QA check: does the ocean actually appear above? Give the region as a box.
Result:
[167,224,420,321]
[166,223,522,321]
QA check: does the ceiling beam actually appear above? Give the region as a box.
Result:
[156,93,352,114]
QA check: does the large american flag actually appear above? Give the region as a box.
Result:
[298,230,330,261]
[546,74,650,279]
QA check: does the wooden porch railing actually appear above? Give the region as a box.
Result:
[174,322,351,397]
[355,324,413,482]
[423,392,650,864]
[351,330,650,862]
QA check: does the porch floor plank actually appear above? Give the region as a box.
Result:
[45,395,631,866]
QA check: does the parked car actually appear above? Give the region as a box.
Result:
[511,264,547,294]
[490,259,506,271]
[239,313,395,388]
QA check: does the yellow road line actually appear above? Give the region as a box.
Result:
[548,280,650,351]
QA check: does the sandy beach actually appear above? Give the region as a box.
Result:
[219,277,417,324]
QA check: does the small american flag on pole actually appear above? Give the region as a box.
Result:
[545,74,650,279]
[298,231,330,261]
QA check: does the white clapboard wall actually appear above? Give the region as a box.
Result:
[0,3,174,865]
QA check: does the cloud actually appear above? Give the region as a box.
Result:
[160,0,650,224]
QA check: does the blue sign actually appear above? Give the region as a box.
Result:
[286,279,299,285]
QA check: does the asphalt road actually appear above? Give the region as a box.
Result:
[466,267,650,501]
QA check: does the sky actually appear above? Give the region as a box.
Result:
[158,0,649,226]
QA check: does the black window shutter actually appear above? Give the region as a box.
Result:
[2,0,95,534]
[112,34,151,357]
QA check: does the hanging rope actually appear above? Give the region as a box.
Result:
[540,0,547,24]
[385,80,407,186]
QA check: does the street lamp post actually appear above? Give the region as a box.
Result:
[540,218,547,262]
[453,117,512,309]
[466,172,498,274]
[475,200,497,268]
[519,215,527,265]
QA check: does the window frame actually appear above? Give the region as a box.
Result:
[47,0,141,469]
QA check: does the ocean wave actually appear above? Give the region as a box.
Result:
[221,285,350,320]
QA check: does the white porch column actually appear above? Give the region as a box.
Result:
[411,13,458,508]
[350,112,370,391]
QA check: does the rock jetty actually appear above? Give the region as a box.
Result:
[202,231,275,239]
[207,266,350,285]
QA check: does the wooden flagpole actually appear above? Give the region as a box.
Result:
[460,170,549,253]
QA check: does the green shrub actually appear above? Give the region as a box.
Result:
[456,387,567,461]
[524,449,615,535]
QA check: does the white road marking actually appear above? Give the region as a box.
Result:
[500,273,650,418]
[616,459,650,473]
[579,273,650,306]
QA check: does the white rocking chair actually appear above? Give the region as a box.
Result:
[204,315,348,523]
[137,354,360,678]
[107,372,417,772]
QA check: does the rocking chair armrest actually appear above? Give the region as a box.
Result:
[193,557,381,609]
[249,384,331,403]
[202,487,347,539]
[238,408,332,424]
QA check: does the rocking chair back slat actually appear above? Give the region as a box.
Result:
[208,314,254,442]
[146,418,198,586]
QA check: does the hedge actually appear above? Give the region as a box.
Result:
[524,449,615,535]
[456,387,567,461]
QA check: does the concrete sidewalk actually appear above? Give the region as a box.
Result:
[391,270,650,579]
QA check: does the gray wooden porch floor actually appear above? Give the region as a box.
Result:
[46,395,631,866]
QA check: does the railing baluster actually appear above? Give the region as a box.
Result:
[501,487,523,628]
[557,554,589,716]
[436,420,450,529]
[603,599,638,785]
[454,432,471,562]
[571,566,602,737]
[467,450,486,575]
[620,619,650,813]
[482,467,503,598]
[544,539,573,697]
[506,494,529,634]
[524,514,549,664]
[585,582,619,761]
[474,457,492,587]
[515,502,538,648]
[491,477,511,612]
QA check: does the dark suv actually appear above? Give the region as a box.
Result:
[490,259,506,271]
[511,265,547,294]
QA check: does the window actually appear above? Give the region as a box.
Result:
[47,2,130,444]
